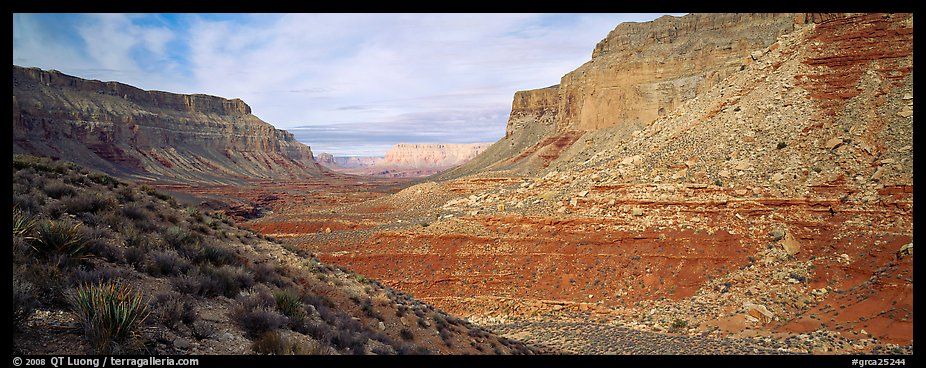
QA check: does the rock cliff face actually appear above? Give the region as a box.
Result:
[316,153,383,169]
[12,66,323,184]
[441,13,817,180]
[562,13,798,131]
[320,143,492,178]
[382,143,491,169]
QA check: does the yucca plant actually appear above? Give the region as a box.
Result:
[31,220,88,261]
[13,207,35,240]
[69,281,150,354]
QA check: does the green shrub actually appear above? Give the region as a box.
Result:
[68,281,150,354]
[88,172,120,187]
[206,265,255,298]
[274,289,307,323]
[31,220,88,261]
[669,318,689,333]
[196,243,237,266]
[164,226,196,250]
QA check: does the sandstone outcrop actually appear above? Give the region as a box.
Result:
[12,65,323,184]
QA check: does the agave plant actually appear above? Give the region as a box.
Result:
[31,220,88,260]
[13,207,35,240]
[69,281,150,354]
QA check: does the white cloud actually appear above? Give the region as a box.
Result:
[14,13,680,156]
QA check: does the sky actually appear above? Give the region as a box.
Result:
[13,13,680,156]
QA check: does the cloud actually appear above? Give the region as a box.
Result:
[13,13,681,156]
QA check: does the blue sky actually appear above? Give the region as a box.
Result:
[13,13,680,156]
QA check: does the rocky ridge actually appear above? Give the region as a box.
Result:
[12,66,324,184]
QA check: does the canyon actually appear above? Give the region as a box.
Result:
[245,13,914,354]
[11,12,913,355]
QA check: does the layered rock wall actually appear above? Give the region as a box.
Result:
[506,13,800,135]
[12,66,322,183]
[382,143,491,169]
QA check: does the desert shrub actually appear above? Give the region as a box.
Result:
[439,328,453,347]
[68,266,127,286]
[123,247,146,270]
[191,320,216,340]
[62,172,89,186]
[31,220,88,262]
[304,321,333,344]
[120,203,151,222]
[121,225,150,250]
[68,281,150,354]
[79,226,121,262]
[669,318,689,333]
[13,278,37,333]
[44,200,66,219]
[88,172,120,187]
[251,330,310,355]
[22,262,66,306]
[170,274,202,296]
[360,298,383,321]
[273,289,307,324]
[115,186,136,203]
[195,242,237,266]
[13,237,32,264]
[468,327,485,338]
[201,265,255,298]
[395,304,408,317]
[417,316,429,328]
[230,293,287,338]
[252,262,288,287]
[151,293,197,330]
[163,226,196,250]
[399,328,414,341]
[62,192,116,214]
[331,330,368,354]
[145,250,192,277]
[43,182,76,199]
[432,313,449,330]
[13,192,43,214]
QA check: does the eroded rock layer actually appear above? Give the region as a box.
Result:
[12,66,323,184]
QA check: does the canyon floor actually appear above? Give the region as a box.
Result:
[159,169,913,355]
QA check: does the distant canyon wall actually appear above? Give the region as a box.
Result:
[319,143,492,177]
[12,65,323,184]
